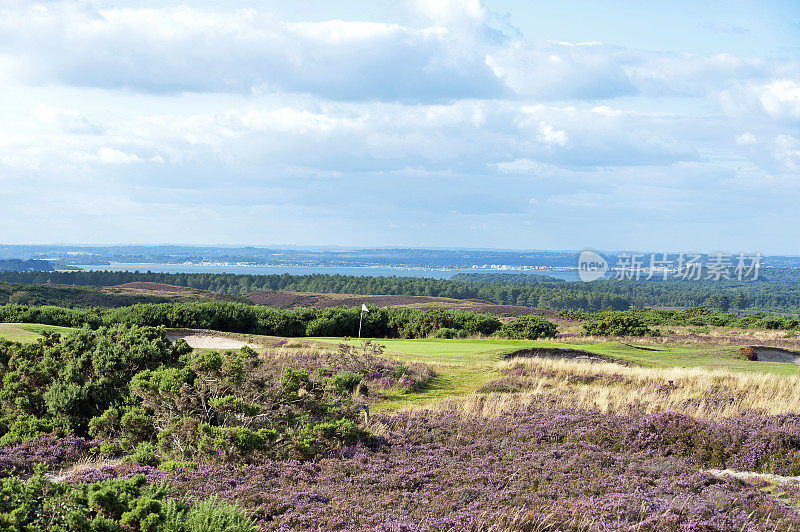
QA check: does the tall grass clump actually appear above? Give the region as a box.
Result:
[452,356,800,419]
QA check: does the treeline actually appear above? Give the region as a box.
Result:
[0,301,502,339]
[3,270,800,313]
[561,307,800,331]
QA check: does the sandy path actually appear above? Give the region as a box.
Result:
[706,468,800,483]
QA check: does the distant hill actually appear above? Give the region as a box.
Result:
[0,282,243,308]
[101,282,243,303]
[0,280,551,317]
[246,290,552,316]
[0,259,54,272]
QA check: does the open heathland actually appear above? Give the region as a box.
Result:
[2,298,800,529]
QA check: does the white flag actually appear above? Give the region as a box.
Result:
[361,304,369,313]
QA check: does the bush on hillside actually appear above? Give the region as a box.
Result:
[498,315,558,340]
[582,314,657,337]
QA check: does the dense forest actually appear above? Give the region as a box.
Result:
[3,270,800,313]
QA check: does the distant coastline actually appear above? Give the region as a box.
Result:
[75,262,584,282]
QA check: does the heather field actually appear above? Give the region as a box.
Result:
[3,315,800,530]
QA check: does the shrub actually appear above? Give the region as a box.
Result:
[331,370,363,394]
[433,327,466,339]
[498,315,558,340]
[582,314,657,337]
[161,496,257,532]
[128,442,160,467]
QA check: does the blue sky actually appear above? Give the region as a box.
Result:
[1,0,799,252]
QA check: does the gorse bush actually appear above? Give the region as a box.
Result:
[582,314,658,337]
[0,469,256,532]
[433,327,466,339]
[0,302,502,339]
[497,315,558,340]
[162,496,257,532]
[331,371,363,394]
[0,325,382,463]
[0,326,177,444]
[561,306,800,331]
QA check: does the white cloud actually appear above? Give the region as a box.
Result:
[735,133,757,146]
[0,3,505,102]
[773,135,800,171]
[32,103,102,134]
[494,158,552,174]
[536,121,568,146]
[722,79,800,125]
[96,147,142,165]
[0,0,798,247]
[1,2,795,105]
[412,0,486,26]
[755,80,800,122]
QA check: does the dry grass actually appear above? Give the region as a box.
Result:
[555,326,800,349]
[434,356,800,420]
[45,457,123,482]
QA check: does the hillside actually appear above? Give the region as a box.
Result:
[99,282,244,303]
[0,281,243,308]
[6,269,800,313]
[245,289,550,316]
[1,280,554,316]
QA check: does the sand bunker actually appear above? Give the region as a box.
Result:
[750,346,800,365]
[166,332,259,350]
[504,347,620,364]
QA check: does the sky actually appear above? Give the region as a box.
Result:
[1,0,799,253]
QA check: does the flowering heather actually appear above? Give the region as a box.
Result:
[0,434,101,477]
[56,405,800,530]
[271,343,434,395]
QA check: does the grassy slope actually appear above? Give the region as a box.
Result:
[312,336,800,411]
[0,323,76,343]
[4,323,798,410]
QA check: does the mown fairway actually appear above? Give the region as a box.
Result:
[311,335,800,411]
[4,325,800,413]
[0,323,76,343]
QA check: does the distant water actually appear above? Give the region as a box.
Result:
[78,263,581,282]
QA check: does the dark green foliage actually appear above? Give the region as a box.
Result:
[331,371,363,394]
[561,307,800,332]
[498,315,558,340]
[4,268,800,313]
[0,325,178,444]
[0,469,256,532]
[433,327,466,339]
[127,442,160,467]
[0,324,373,462]
[582,314,657,337]
[0,301,503,339]
[161,496,257,532]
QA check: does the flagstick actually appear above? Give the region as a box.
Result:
[358,307,364,344]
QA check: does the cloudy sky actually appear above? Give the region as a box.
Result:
[1,0,799,252]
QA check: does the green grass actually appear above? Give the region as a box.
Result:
[0,323,76,343]
[311,336,800,411]
[311,337,546,364]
